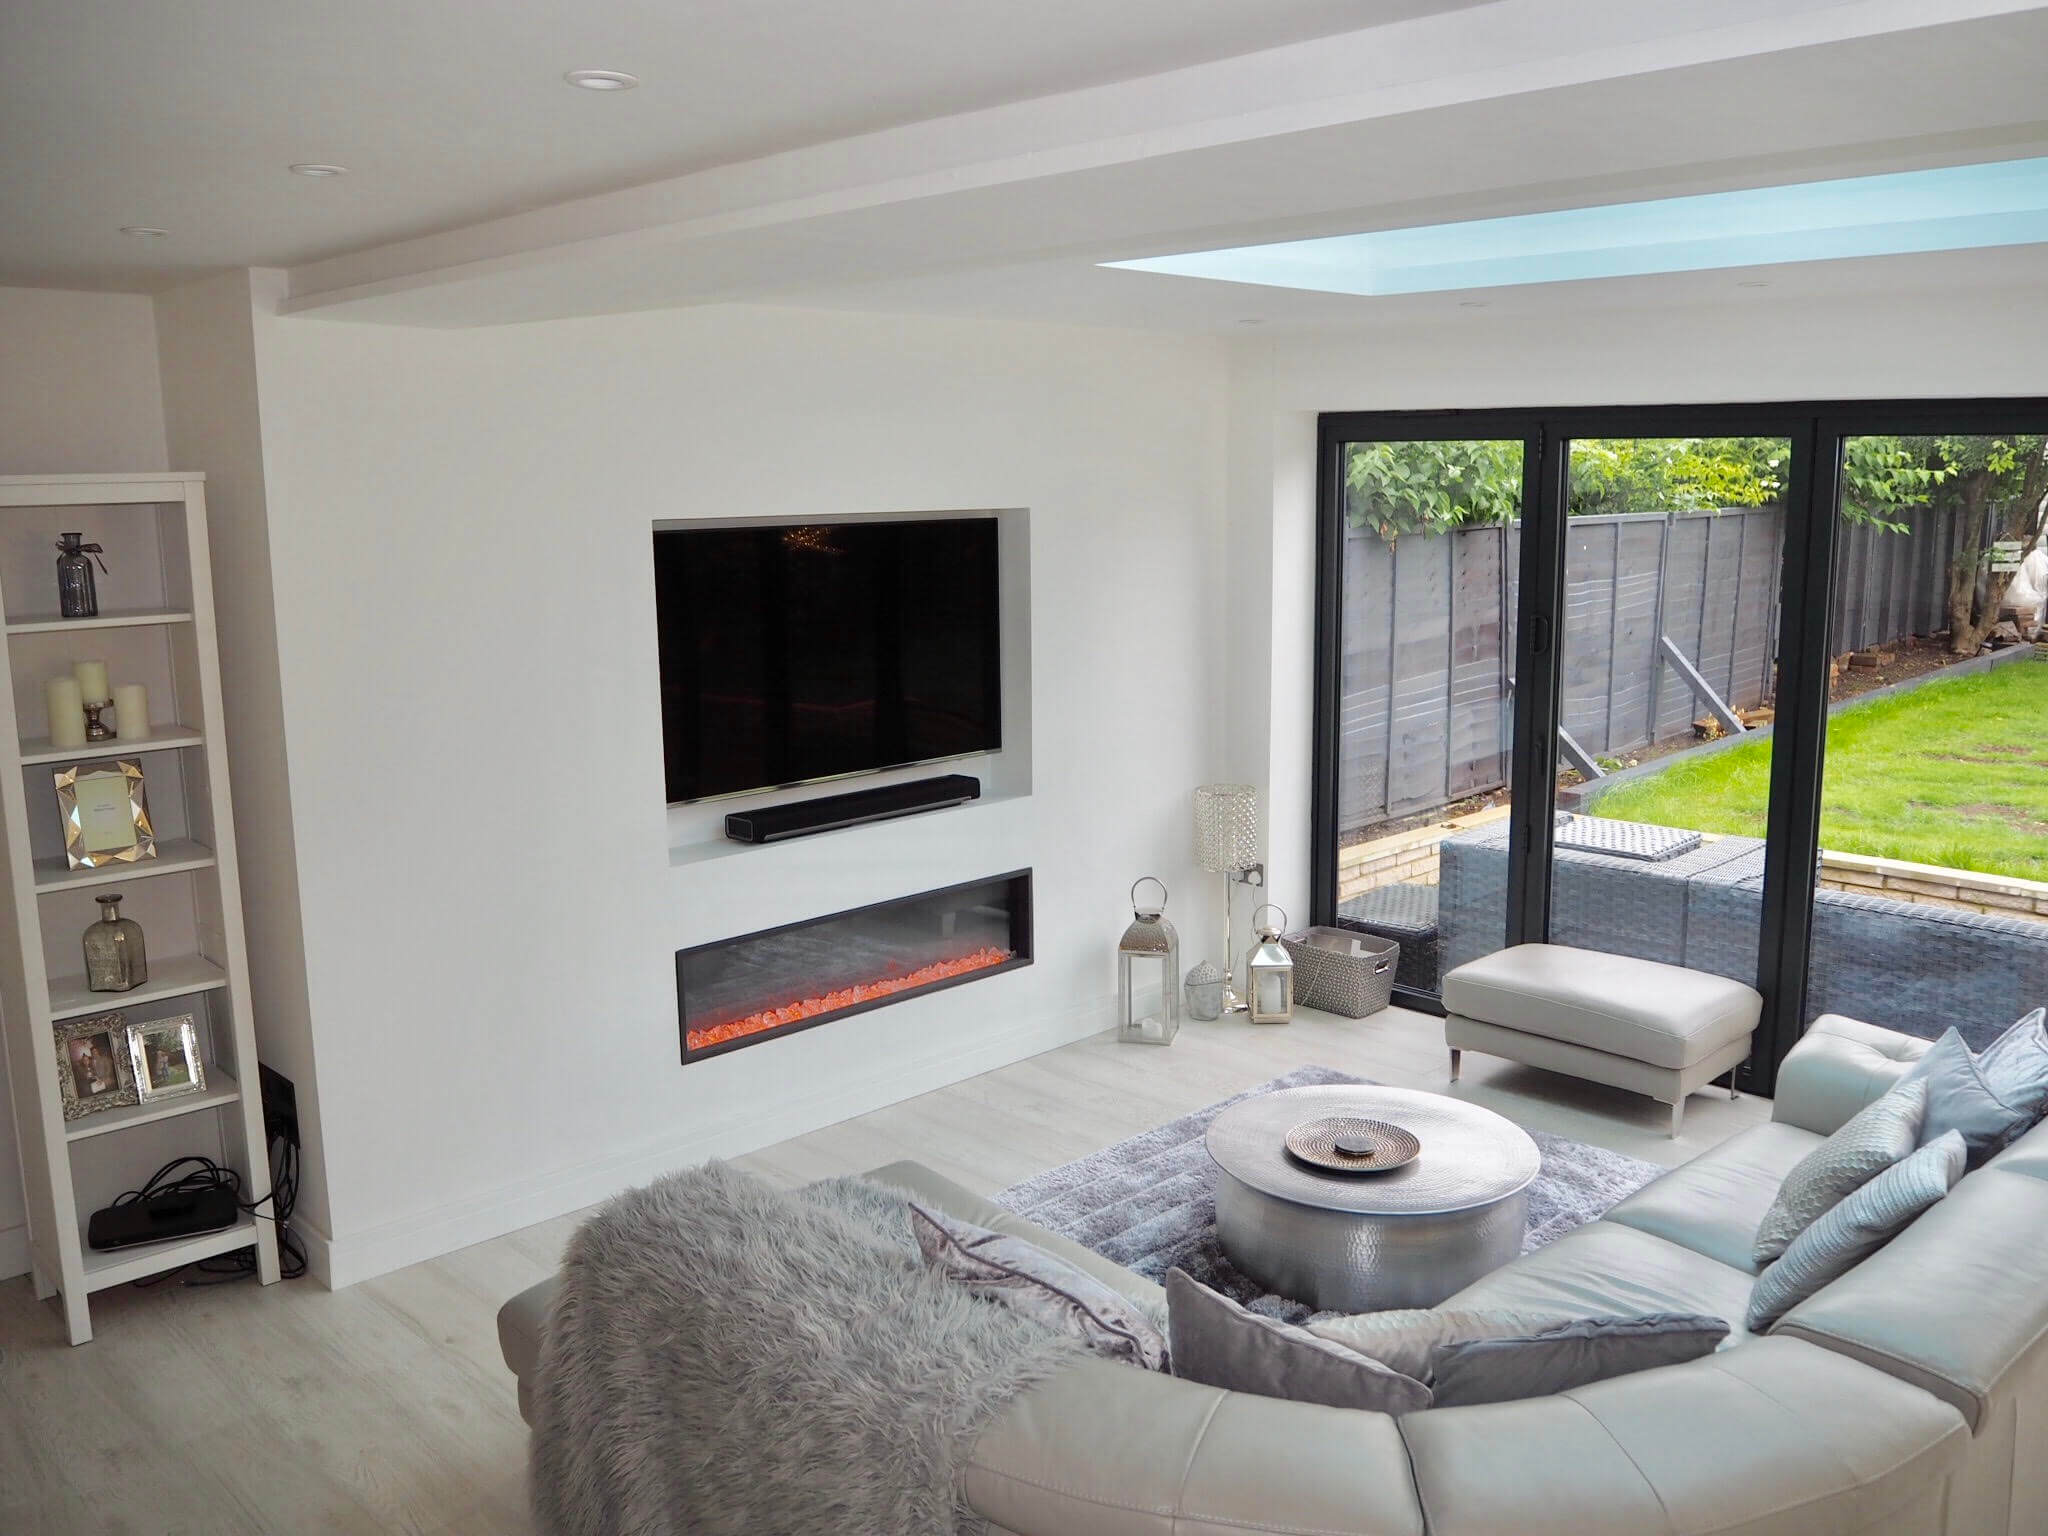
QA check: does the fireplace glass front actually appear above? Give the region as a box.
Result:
[677,869,1032,1060]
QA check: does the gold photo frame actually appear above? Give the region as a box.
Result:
[127,1014,204,1104]
[55,758,156,870]
[54,1011,139,1120]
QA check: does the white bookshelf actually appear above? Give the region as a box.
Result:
[0,472,278,1342]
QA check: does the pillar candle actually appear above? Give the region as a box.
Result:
[73,659,110,704]
[112,683,150,742]
[46,676,86,749]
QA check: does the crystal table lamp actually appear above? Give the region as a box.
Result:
[1193,783,1261,1015]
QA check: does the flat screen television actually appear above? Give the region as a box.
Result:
[655,517,1002,803]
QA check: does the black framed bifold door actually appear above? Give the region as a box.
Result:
[1315,400,2048,1097]
[1311,421,1543,1008]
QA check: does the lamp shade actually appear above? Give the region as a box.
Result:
[1194,783,1259,873]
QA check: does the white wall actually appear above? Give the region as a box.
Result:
[248,302,1228,1283]
[154,270,332,1243]
[0,285,171,1278]
[1222,278,2048,909]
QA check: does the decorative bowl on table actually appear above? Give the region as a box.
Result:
[1283,1115,1421,1174]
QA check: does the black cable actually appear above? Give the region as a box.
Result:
[119,1138,309,1288]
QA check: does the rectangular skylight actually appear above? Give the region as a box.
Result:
[1104,157,2048,295]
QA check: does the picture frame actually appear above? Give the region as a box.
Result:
[127,1014,204,1104]
[54,1012,139,1120]
[55,758,156,870]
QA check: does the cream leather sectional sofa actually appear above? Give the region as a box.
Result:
[499,1014,2048,1534]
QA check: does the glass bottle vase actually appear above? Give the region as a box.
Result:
[83,894,147,993]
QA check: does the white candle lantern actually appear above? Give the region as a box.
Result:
[1245,903,1295,1025]
[1117,877,1181,1046]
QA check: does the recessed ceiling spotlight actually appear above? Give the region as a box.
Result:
[1236,317,1265,326]
[1736,279,1772,288]
[1457,299,1491,308]
[119,226,169,238]
[289,163,349,178]
[564,69,639,91]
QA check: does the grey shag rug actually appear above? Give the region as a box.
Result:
[531,1161,1086,1536]
[996,1064,1662,1324]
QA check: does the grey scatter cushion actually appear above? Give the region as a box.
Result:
[1425,1315,1729,1407]
[1752,1078,1928,1266]
[1309,1307,1573,1382]
[1165,1269,1431,1413]
[1977,1008,2048,1122]
[1749,1129,1967,1333]
[909,1204,1169,1371]
[1897,1028,2032,1165]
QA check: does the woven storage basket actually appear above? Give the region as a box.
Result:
[1282,927,1398,1018]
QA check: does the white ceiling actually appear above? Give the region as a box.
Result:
[0,0,1482,290]
[5,0,2047,333]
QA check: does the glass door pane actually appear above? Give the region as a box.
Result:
[1328,438,1524,1002]
[1807,430,2048,1049]
[1553,437,1789,998]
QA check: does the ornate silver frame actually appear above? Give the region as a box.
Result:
[128,1013,204,1103]
[54,1011,139,1120]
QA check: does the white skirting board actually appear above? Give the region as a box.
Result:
[0,1222,25,1281]
[312,990,1119,1290]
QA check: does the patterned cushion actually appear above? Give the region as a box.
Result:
[1166,1270,1431,1413]
[909,1204,1169,1370]
[1752,1079,1928,1266]
[1748,1130,1967,1332]
[1977,1008,2048,1122]
[1426,1314,1730,1407]
[1897,1029,2035,1165]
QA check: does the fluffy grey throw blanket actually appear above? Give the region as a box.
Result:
[530,1161,1088,1536]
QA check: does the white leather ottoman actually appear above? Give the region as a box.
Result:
[1441,943,1760,1136]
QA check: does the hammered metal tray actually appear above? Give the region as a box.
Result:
[1284,1115,1421,1175]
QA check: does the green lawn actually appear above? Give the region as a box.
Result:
[1589,657,2048,882]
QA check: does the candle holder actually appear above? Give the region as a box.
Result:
[82,700,115,742]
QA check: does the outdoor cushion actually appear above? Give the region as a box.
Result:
[1749,1130,1967,1332]
[1751,1078,1928,1266]
[1442,944,1760,1070]
[1164,1270,1430,1413]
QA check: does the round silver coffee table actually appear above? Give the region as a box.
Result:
[1206,1085,1539,1312]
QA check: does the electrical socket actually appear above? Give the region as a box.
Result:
[259,1064,300,1151]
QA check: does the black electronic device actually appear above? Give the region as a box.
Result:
[654,517,1003,803]
[86,1183,239,1252]
[724,773,981,844]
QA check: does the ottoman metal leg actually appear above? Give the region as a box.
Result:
[1449,1048,1461,1082]
[1669,1097,1685,1139]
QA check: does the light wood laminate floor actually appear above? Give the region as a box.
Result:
[0,1005,1767,1534]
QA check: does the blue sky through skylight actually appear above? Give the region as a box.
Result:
[1103,157,2048,295]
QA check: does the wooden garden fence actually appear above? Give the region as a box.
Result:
[1338,504,1956,835]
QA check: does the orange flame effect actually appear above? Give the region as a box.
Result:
[687,946,1013,1053]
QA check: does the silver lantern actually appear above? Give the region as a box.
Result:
[1244,903,1294,1025]
[1118,877,1181,1045]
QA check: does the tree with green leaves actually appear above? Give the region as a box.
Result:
[1845,434,2048,652]
[1346,432,2048,652]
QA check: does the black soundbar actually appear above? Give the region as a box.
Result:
[724,774,982,844]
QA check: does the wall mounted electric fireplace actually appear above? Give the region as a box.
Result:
[677,870,1033,1061]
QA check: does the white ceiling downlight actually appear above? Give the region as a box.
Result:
[288,163,350,178]
[118,226,169,238]
[564,69,639,91]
